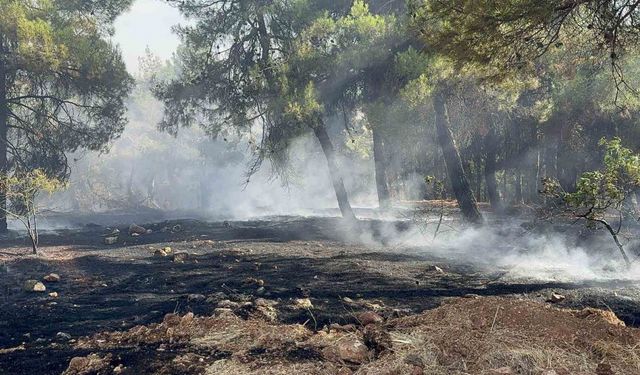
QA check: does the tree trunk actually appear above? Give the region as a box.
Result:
[313,122,357,221]
[484,124,502,212]
[372,127,391,209]
[433,88,483,224]
[514,171,523,204]
[0,54,7,233]
[526,122,540,203]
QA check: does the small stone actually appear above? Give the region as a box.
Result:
[336,339,369,364]
[56,332,72,341]
[24,280,46,292]
[547,292,566,303]
[49,292,59,298]
[129,224,147,235]
[357,311,384,326]
[218,300,240,309]
[153,249,168,257]
[43,273,61,282]
[292,298,313,309]
[173,252,189,263]
[163,246,172,253]
[103,236,118,245]
[427,265,444,274]
[255,287,266,295]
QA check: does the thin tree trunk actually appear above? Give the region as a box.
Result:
[514,171,523,204]
[372,127,391,209]
[0,52,7,234]
[526,123,540,203]
[433,88,483,224]
[484,124,502,212]
[313,122,357,221]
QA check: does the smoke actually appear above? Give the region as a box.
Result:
[349,214,640,283]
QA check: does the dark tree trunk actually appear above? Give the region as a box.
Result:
[0,55,7,233]
[526,122,540,203]
[313,122,357,221]
[484,124,502,212]
[433,89,483,224]
[372,127,391,209]
[514,171,523,204]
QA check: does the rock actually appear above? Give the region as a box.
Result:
[243,277,264,286]
[49,292,59,298]
[254,298,276,307]
[426,265,444,274]
[43,273,61,282]
[254,304,278,322]
[213,308,234,317]
[357,311,384,326]
[63,354,111,375]
[410,366,424,375]
[153,249,168,257]
[162,246,172,254]
[575,307,625,326]
[547,292,566,303]
[113,364,125,374]
[292,298,313,309]
[103,236,118,245]
[173,252,189,263]
[255,287,266,295]
[145,229,153,234]
[24,280,46,292]
[335,339,370,364]
[218,300,240,309]
[56,332,72,341]
[187,294,206,303]
[129,224,147,235]
[363,325,392,355]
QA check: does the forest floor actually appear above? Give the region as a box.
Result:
[1,212,640,374]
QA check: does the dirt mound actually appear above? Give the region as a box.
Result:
[63,297,640,375]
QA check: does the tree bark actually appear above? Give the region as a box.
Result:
[0,52,7,233]
[484,124,502,212]
[372,127,391,209]
[433,88,483,224]
[313,122,357,221]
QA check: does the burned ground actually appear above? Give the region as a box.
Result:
[1,216,640,374]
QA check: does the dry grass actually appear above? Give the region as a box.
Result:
[65,296,640,375]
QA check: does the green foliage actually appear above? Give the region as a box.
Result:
[544,138,640,222]
[0,168,65,252]
[2,169,65,215]
[1,0,134,179]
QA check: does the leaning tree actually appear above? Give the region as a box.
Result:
[0,0,133,232]
[157,0,365,220]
